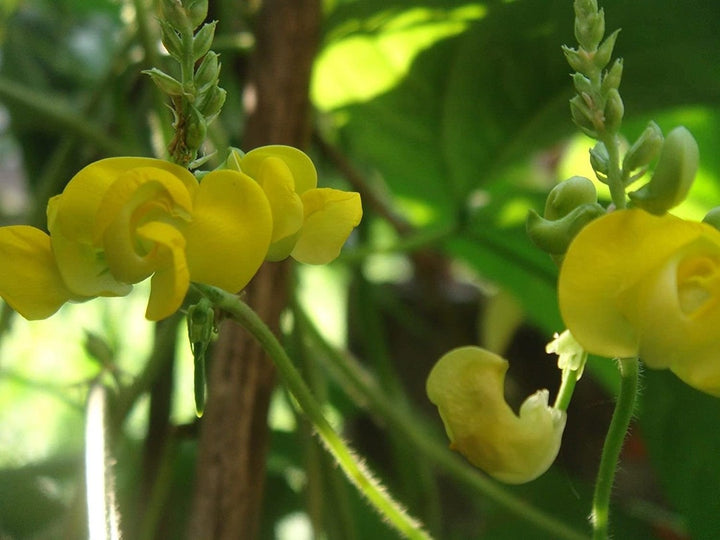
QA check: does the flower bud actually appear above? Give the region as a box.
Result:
[544,176,598,220]
[702,207,720,231]
[572,73,593,96]
[562,46,592,75]
[589,142,609,179]
[426,347,566,484]
[159,19,183,60]
[600,58,623,94]
[623,121,663,174]
[569,95,598,137]
[593,28,620,70]
[574,5,605,52]
[185,105,207,151]
[629,126,699,215]
[194,51,220,93]
[527,203,605,255]
[602,88,624,133]
[144,68,185,97]
[192,21,217,62]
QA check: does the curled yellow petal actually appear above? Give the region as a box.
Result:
[0,226,85,319]
[184,169,272,292]
[559,209,705,358]
[291,188,362,265]
[240,145,318,194]
[426,346,566,484]
[136,221,189,321]
[52,157,196,243]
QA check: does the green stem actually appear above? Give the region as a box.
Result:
[193,283,432,540]
[554,366,580,412]
[295,304,590,540]
[591,357,640,539]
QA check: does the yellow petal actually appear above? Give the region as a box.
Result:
[184,169,272,292]
[426,346,566,484]
[256,157,304,242]
[630,234,720,395]
[291,188,362,265]
[47,195,132,297]
[0,226,85,319]
[240,145,318,194]
[135,221,189,320]
[559,209,704,358]
[52,157,196,243]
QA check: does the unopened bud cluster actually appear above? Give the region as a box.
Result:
[145,0,226,166]
[562,0,623,138]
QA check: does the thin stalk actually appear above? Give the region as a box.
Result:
[295,305,590,540]
[193,283,432,540]
[554,365,582,412]
[600,132,626,209]
[591,357,640,539]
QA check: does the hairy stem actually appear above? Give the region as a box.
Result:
[591,357,640,538]
[194,283,431,540]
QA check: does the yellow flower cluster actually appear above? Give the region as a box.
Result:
[0,146,362,321]
[560,208,720,396]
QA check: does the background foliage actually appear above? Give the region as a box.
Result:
[0,0,719,538]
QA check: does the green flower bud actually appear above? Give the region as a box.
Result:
[593,28,620,70]
[572,73,593,96]
[623,121,663,174]
[544,175,598,220]
[574,6,605,52]
[192,21,217,62]
[187,297,215,417]
[527,203,605,255]
[144,68,185,97]
[602,87,623,132]
[223,147,245,171]
[185,105,208,150]
[195,51,220,93]
[184,0,208,30]
[702,207,720,231]
[562,45,592,74]
[159,19,183,60]
[600,58,623,93]
[161,0,193,34]
[196,86,226,121]
[569,95,598,137]
[629,126,699,214]
[589,142,609,180]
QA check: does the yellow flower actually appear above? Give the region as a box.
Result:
[426,346,566,484]
[0,157,272,320]
[228,146,363,264]
[559,208,720,396]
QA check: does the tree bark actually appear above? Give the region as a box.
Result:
[188,1,321,538]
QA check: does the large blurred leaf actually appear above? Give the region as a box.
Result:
[639,370,720,539]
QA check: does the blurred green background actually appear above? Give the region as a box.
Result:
[0,0,719,538]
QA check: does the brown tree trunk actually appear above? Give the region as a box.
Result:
[188,1,321,538]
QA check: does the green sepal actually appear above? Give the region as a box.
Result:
[702,207,720,231]
[589,142,609,181]
[185,105,208,150]
[628,126,699,215]
[602,88,624,132]
[562,45,592,74]
[593,28,620,70]
[192,21,217,62]
[527,203,605,255]
[159,19,183,60]
[600,58,623,93]
[197,86,226,122]
[194,51,220,93]
[569,95,598,137]
[622,121,663,178]
[144,68,185,97]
